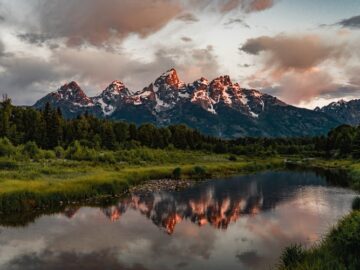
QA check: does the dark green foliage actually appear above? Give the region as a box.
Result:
[279,212,360,270]
[228,155,237,161]
[326,211,360,268]
[172,167,182,179]
[352,197,360,210]
[0,97,360,158]
[280,244,305,268]
[0,160,18,170]
[22,141,40,159]
[0,137,15,157]
[192,166,207,179]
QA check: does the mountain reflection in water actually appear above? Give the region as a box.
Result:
[0,171,357,270]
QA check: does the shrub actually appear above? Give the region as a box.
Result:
[228,155,237,161]
[0,160,18,170]
[280,244,305,268]
[192,166,207,179]
[42,150,56,159]
[327,211,360,268]
[22,141,40,159]
[66,141,97,161]
[172,167,182,179]
[352,197,360,210]
[54,146,65,159]
[98,152,116,164]
[0,137,15,157]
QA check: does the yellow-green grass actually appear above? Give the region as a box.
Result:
[0,154,283,213]
[278,211,360,270]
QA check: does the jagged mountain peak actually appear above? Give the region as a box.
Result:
[210,75,233,88]
[191,77,209,89]
[60,81,82,92]
[55,81,92,105]
[154,68,184,89]
[101,80,129,96]
[33,70,341,138]
[315,99,360,125]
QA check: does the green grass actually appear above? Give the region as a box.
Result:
[279,158,360,270]
[0,150,283,213]
[278,211,360,270]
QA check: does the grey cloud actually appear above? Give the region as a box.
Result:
[224,18,250,28]
[5,0,277,49]
[236,250,266,269]
[17,33,54,46]
[0,43,220,105]
[30,0,183,47]
[176,13,199,23]
[181,36,193,42]
[0,53,73,105]
[337,15,360,29]
[0,40,5,56]
[240,34,345,73]
[5,250,149,270]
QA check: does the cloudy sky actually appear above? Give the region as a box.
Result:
[0,0,359,108]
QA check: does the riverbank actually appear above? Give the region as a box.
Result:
[279,158,360,269]
[0,153,283,214]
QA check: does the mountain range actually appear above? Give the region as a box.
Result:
[34,68,355,138]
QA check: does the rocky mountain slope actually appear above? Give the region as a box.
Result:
[315,99,360,126]
[34,69,340,138]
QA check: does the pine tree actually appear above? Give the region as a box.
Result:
[0,95,12,138]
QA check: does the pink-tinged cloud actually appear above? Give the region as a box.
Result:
[37,0,183,47]
[241,34,345,75]
[277,70,337,104]
[240,34,356,104]
[221,0,274,13]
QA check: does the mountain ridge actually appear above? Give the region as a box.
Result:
[34,68,341,138]
[315,99,360,126]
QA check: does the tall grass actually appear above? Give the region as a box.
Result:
[278,211,360,270]
[0,152,284,213]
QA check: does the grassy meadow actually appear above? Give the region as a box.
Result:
[0,146,283,213]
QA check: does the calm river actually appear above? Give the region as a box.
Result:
[0,170,357,270]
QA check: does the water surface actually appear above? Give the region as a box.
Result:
[0,171,357,270]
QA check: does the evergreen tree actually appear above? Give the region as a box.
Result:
[0,95,12,138]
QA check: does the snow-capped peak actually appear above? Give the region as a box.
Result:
[154,68,185,89]
[332,99,346,106]
[56,81,93,105]
[59,81,83,93]
[101,80,129,97]
[110,80,125,90]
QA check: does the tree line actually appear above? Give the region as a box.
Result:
[0,97,359,158]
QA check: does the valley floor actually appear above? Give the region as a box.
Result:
[0,152,283,213]
[1,153,359,269]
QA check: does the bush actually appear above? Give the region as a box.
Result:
[280,244,305,268]
[66,141,97,161]
[172,167,182,179]
[0,160,18,170]
[327,211,360,268]
[352,197,360,210]
[228,155,237,161]
[98,152,116,164]
[54,146,65,159]
[0,137,15,157]
[192,166,207,179]
[22,141,40,159]
[42,150,56,159]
